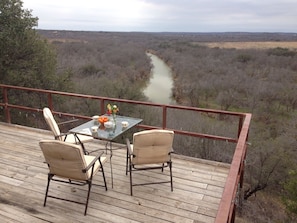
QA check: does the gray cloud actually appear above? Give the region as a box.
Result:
[23,0,297,32]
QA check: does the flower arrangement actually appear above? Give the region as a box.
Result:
[107,103,119,115]
[107,103,119,117]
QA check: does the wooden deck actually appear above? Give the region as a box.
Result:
[0,123,230,223]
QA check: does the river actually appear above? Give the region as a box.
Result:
[143,52,175,104]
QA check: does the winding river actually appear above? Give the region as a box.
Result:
[143,52,175,104]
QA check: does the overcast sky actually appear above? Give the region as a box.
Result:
[22,0,297,33]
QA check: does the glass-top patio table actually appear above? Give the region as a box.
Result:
[69,115,143,187]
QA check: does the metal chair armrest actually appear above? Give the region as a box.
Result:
[83,151,105,172]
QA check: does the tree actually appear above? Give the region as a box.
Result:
[0,0,72,90]
[283,170,297,214]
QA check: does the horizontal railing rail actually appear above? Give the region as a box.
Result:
[0,84,251,223]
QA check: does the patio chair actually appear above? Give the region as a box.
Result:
[125,129,174,195]
[39,140,107,215]
[43,107,93,154]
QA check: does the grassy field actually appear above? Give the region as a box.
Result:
[201,41,297,49]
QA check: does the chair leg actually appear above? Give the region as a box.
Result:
[126,149,128,175]
[44,174,52,207]
[169,161,173,191]
[84,159,108,215]
[99,159,108,191]
[84,181,92,215]
[129,163,133,196]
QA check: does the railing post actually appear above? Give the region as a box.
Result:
[238,116,243,138]
[162,105,167,129]
[231,205,236,223]
[3,87,11,123]
[100,100,105,114]
[47,93,53,110]
[238,143,248,210]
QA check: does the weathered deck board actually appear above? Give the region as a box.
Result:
[0,123,230,223]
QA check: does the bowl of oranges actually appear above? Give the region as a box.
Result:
[98,116,109,125]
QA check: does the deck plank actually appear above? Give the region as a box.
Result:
[0,123,230,222]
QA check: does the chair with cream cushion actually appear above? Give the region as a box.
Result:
[43,107,93,154]
[39,139,107,215]
[126,129,174,195]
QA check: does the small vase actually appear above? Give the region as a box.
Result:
[112,114,116,123]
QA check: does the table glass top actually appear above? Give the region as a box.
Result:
[69,115,142,141]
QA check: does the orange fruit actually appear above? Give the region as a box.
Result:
[98,116,108,124]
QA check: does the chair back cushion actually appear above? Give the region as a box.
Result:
[132,129,174,165]
[43,107,62,140]
[39,140,97,180]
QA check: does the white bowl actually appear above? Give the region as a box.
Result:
[92,115,99,120]
[104,121,114,128]
[121,121,129,128]
[91,126,98,133]
[92,115,99,124]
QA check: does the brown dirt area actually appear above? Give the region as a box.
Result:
[201,41,297,49]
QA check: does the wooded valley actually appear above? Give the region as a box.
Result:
[2,1,297,221]
[36,30,297,222]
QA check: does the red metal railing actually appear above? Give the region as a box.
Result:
[0,84,251,223]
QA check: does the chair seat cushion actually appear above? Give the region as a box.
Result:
[84,155,107,178]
